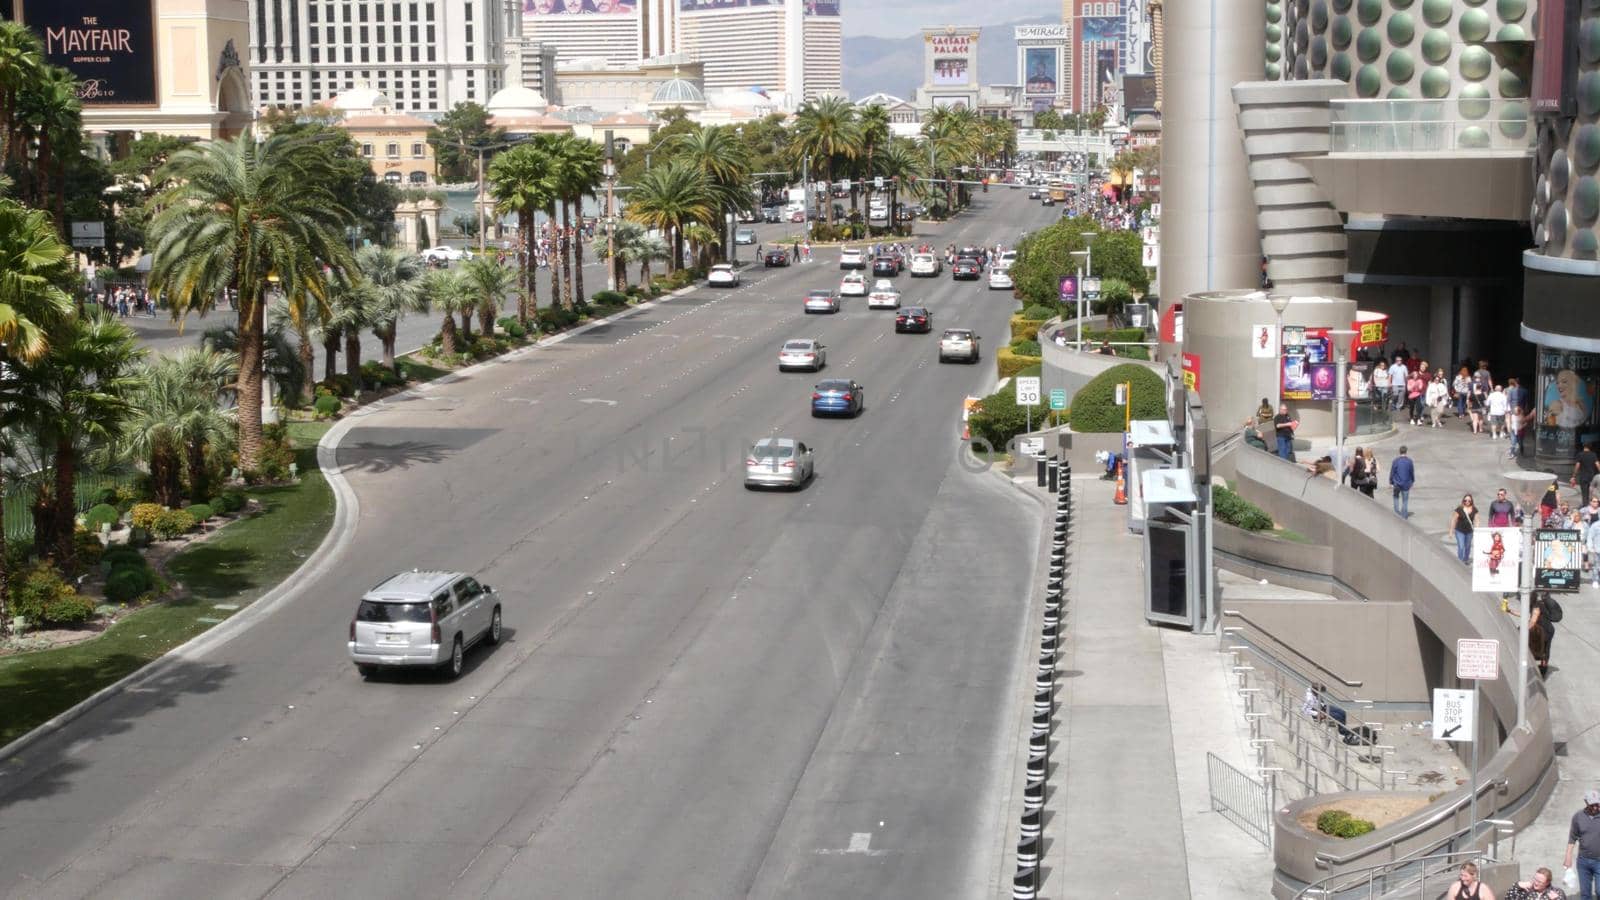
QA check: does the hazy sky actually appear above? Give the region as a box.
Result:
[841,0,1057,38]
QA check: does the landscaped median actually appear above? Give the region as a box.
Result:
[0,422,334,748]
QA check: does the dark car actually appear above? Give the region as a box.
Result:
[764,247,790,267]
[872,256,901,276]
[895,306,933,333]
[952,258,982,280]
[811,378,865,417]
[762,206,783,223]
[1041,196,1056,206]
[1028,189,1041,199]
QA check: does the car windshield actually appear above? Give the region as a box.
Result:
[944,330,972,339]
[817,380,851,391]
[357,599,432,623]
[807,290,831,298]
[752,443,795,459]
[783,341,813,350]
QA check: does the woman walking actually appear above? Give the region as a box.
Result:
[1426,372,1451,428]
[1451,495,1478,564]
[1466,382,1486,434]
[1453,367,1473,417]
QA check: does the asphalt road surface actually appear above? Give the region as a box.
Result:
[0,190,1059,899]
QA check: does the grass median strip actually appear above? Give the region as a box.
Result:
[0,422,336,748]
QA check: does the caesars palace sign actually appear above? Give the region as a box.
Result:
[926,32,976,55]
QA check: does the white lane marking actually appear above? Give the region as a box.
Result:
[814,832,891,856]
[504,397,540,405]
[579,398,619,406]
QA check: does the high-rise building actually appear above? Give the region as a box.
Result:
[674,0,841,102]
[249,0,518,114]
[1016,25,1070,113]
[522,0,652,69]
[913,26,980,109]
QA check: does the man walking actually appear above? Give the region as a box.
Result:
[1273,404,1299,461]
[1576,442,1600,506]
[1390,445,1416,518]
[1388,357,1410,411]
[1566,790,1600,900]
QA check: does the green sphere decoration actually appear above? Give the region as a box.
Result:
[1499,101,1529,139]
[1458,125,1491,148]
[1389,12,1416,43]
[1421,66,1452,97]
[1460,45,1493,80]
[1267,2,1283,23]
[1312,0,1330,30]
[1460,8,1492,40]
[1574,177,1600,226]
[1388,86,1414,99]
[1459,83,1492,118]
[1391,0,1415,7]
[1266,61,1283,79]
[1268,22,1284,42]
[1331,51,1354,80]
[1496,24,1527,41]
[1581,71,1600,117]
[1333,17,1354,48]
[1357,63,1383,96]
[1575,125,1600,171]
[1584,20,1600,65]
[1498,67,1528,97]
[1267,42,1283,62]
[1496,0,1527,20]
[1333,0,1353,12]
[1358,27,1384,61]
[1422,28,1452,62]
[1312,35,1329,67]
[1574,229,1600,260]
[1358,0,1383,24]
[1422,0,1453,24]
[1388,50,1416,81]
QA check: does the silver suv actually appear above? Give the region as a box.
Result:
[349,570,502,679]
[939,329,981,363]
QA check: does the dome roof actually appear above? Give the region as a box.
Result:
[486,85,549,116]
[331,84,392,114]
[651,76,705,106]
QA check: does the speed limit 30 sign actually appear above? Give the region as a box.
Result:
[1015,376,1041,406]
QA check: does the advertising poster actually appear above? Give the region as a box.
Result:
[1024,47,1059,95]
[1125,0,1150,75]
[1080,16,1124,41]
[1181,353,1201,392]
[1059,274,1078,302]
[1096,46,1120,105]
[1346,361,1374,401]
[1282,346,1311,401]
[1536,347,1600,462]
[1308,363,1338,401]
[933,58,969,86]
[1250,323,1277,359]
[1471,526,1523,593]
[805,0,840,13]
[537,0,638,11]
[1534,528,1583,591]
[27,0,158,106]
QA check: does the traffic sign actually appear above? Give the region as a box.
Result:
[1456,639,1499,680]
[1015,376,1041,406]
[874,176,884,190]
[1432,688,1475,742]
[70,221,105,248]
[1049,389,1067,411]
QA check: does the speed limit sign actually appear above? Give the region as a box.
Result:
[1015,376,1041,406]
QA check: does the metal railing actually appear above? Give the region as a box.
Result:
[1296,848,1509,900]
[1329,99,1534,153]
[1224,609,1364,689]
[1208,752,1276,848]
[3,468,135,543]
[1312,781,1511,871]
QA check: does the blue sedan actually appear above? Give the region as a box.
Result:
[811,379,865,417]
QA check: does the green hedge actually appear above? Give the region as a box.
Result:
[185,503,214,523]
[1022,303,1061,321]
[996,347,1043,380]
[150,508,196,540]
[967,384,1068,450]
[10,563,96,626]
[1066,363,1165,433]
[1214,484,1273,531]
[1012,339,1041,357]
[313,393,342,419]
[1011,315,1049,342]
[590,290,629,307]
[83,503,121,532]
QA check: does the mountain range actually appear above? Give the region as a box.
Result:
[841,16,1055,103]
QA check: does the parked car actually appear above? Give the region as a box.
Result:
[803,290,841,314]
[790,209,807,223]
[988,267,1014,290]
[909,253,942,277]
[708,264,741,287]
[839,273,868,297]
[778,338,827,371]
[839,247,866,269]
[744,438,815,490]
[867,280,901,309]
[952,258,983,280]
[895,306,933,333]
[737,209,759,224]
[938,328,981,363]
[735,227,757,245]
[762,206,783,223]
[420,245,472,264]
[763,247,791,267]
[349,570,502,679]
[811,379,865,417]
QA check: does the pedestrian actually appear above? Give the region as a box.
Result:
[1372,358,1391,410]
[1447,861,1497,900]
[1543,480,1562,524]
[1360,448,1379,497]
[1407,369,1428,425]
[1241,417,1268,452]
[1451,494,1478,564]
[1453,366,1473,417]
[1256,397,1273,423]
[1510,405,1527,458]
[1525,590,1556,678]
[1467,383,1486,434]
[1569,791,1600,900]
[1488,383,1508,438]
[1389,357,1410,411]
[1390,445,1416,518]
[1506,867,1569,900]
[1509,377,1531,422]
[1488,488,1520,527]
[1587,513,1600,588]
[1427,372,1451,427]
[1576,442,1600,506]
[1273,403,1299,461]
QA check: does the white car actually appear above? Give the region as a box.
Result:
[735,228,757,245]
[867,280,901,309]
[803,290,842,314]
[840,273,868,297]
[988,267,1014,290]
[420,245,472,263]
[909,253,941,277]
[778,338,827,371]
[839,247,865,270]
[996,250,1018,267]
[708,264,741,287]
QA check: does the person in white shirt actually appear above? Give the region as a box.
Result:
[1387,358,1410,411]
[1372,359,1392,410]
[1425,374,1451,427]
[1487,384,1509,438]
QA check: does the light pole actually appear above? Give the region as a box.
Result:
[604,130,618,292]
[1329,329,1358,486]
[1070,249,1088,350]
[1268,294,1293,413]
[1505,469,1554,732]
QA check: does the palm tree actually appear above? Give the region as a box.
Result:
[606,220,644,291]
[619,227,668,290]
[0,23,43,171]
[149,133,354,471]
[460,256,514,334]
[326,278,375,384]
[15,65,81,224]
[624,160,714,274]
[682,222,720,270]
[875,138,928,236]
[420,267,472,356]
[356,245,424,369]
[488,141,557,320]
[19,311,142,564]
[203,316,306,406]
[553,136,603,303]
[122,347,237,506]
[265,291,321,404]
[790,97,859,227]
[674,126,753,260]
[856,104,890,231]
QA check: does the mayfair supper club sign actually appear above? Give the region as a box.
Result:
[25,0,158,106]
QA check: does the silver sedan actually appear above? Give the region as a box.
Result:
[744,438,815,490]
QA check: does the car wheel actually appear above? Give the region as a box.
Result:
[357,664,378,678]
[488,607,503,645]
[446,635,464,679]
[811,409,821,418]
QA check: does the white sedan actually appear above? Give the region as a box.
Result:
[708,264,741,287]
[420,245,472,263]
[988,266,1014,290]
[867,280,901,309]
[839,273,868,297]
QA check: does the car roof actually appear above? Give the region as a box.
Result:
[902,306,929,313]
[842,272,863,279]
[364,569,463,601]
[712,263,733,269]
[943,328,973,337]
[783,338,817,346]
[816,378,854,389]
[754,437,798,449]
[806,289,833,296]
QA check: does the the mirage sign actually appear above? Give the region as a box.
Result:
[21,0,158,106]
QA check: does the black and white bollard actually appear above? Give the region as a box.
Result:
[1023,777,1045,811]
[1020,806,1042,841]
[1013,865,1038,899]
[1031,710,1050,736]
[1032,687,1052,719]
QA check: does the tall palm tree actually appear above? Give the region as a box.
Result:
[619,228,668,289]
[790,97,859,227]
[203,316,306,406]
[875,138,928,236]
[488,141,557,320]
[856,104,890,230]
[326,278,375,384]
[624,160,714,274]
[149,133,354,471]
[0,196,73,635]
[20,311,143,564]
[357,245,424,369]
[553,136,603,303]
[0,23,43,171]
[15,65,81,224]
[420,268,472,355]
[460,256,514,334]
[674,126,753,260]
[606,220,645,291]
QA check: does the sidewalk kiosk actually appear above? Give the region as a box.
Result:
[1125,418,1178,534]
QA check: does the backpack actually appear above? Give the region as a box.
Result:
[1547,597,1565,623]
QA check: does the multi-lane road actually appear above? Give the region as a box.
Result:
[0,192,1059,899]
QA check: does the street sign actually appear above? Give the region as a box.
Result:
[874,176,884,190]
[70,221,105,248]
[1082,277,1102,300]
[1019,436,1044,456]
[1456,639,1500,680]
[1049,389,1067,411]
[1432,688,1475,742]
[1141,242,1159,268]
[1015,376,1041,406]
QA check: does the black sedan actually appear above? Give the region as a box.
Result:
[764,247,791,267]
[895,306,933,333]
[872,256,901,276]
[951,258,983,280]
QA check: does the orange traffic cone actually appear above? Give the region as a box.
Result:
[1113,460,1127,505]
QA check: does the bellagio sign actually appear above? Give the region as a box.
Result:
[18,0,158,106]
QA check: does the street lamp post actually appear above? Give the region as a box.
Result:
[1070,249,1088,350]
[1267,294,1293,413]
[1329,329,1358,485]
[1504,469,1554,732]
[603,130,618,292]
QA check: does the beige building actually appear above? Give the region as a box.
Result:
[328,86,436,186]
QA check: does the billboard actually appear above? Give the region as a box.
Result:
[1125,0,1150,74]
[1016,24,1068,40]
[1096,46,1119,105]
[933,57,969,86]
[804,0,839,14]
[1023,46,1059,96]
[1080,15,1124,42]
[531,0,639,11]
[22,0,157,106]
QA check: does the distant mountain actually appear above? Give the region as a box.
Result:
[842,16,1055,103]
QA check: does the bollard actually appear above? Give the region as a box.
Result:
[1036,456,1047,487]
[1026,747,1047,779]
[1020,807,1041,841]
[1017,835,1040,869]
[1023,777,1045,811]
[1041,620,1059,639]
[1013,865,1038,899]
[1038,656,1055,679]
[1032,688,1052,718]
[1047,576,1064,591]
[1043,607,1061,627]
[1029,729,1049,759]
[1031,710,1050,735]
[1047,462,1058,494]
[1034,668,1053,692]
[1054,508,1069,522]
[1040,634,1057,653]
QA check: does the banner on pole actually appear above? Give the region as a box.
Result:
[1470,526,1522,593]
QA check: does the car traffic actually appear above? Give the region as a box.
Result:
[708,264,741,287]
[939,329,981,363]
[763,247,790,267]
[811,379,865,417]
[839,273,867,296]
[778,338,827,371]
[895,306,933,333]
[803,289,842,314]
[744,438,815,490]
[952,258,983,280]
[867,280,901,309]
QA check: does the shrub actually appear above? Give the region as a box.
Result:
[1214,484,1274,531]
[591,290,628,307]
[221,490,248,513]
[360,360,403,391]
[104,567,152,604]
[150,508,197,540]
[1012,339,1042,357]
[126,526,151,548]
[966,382,1068,451]
[313,393,342,419]
[1315,809,1376,839]
[185,503,214,523]
[10,563,96,627]
[73,532,105,570]
[83,503,121,533]
[1022,304,1061,322]
[1012,316,1050,343]
[1066,363,1166,433]
[497,316,529,340]
[535,306,580,333]
[101,547,145,570]
[113,481,148,512]
[256,423,297,481]
[128,502,165,531]
[317,374,356,398]
[996,346,1043,380]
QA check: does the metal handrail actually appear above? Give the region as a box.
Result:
[1312,777,1510,868]
[1296,850,1502,899]
[1237,657,1389,794]
[1223,609,1364,688]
